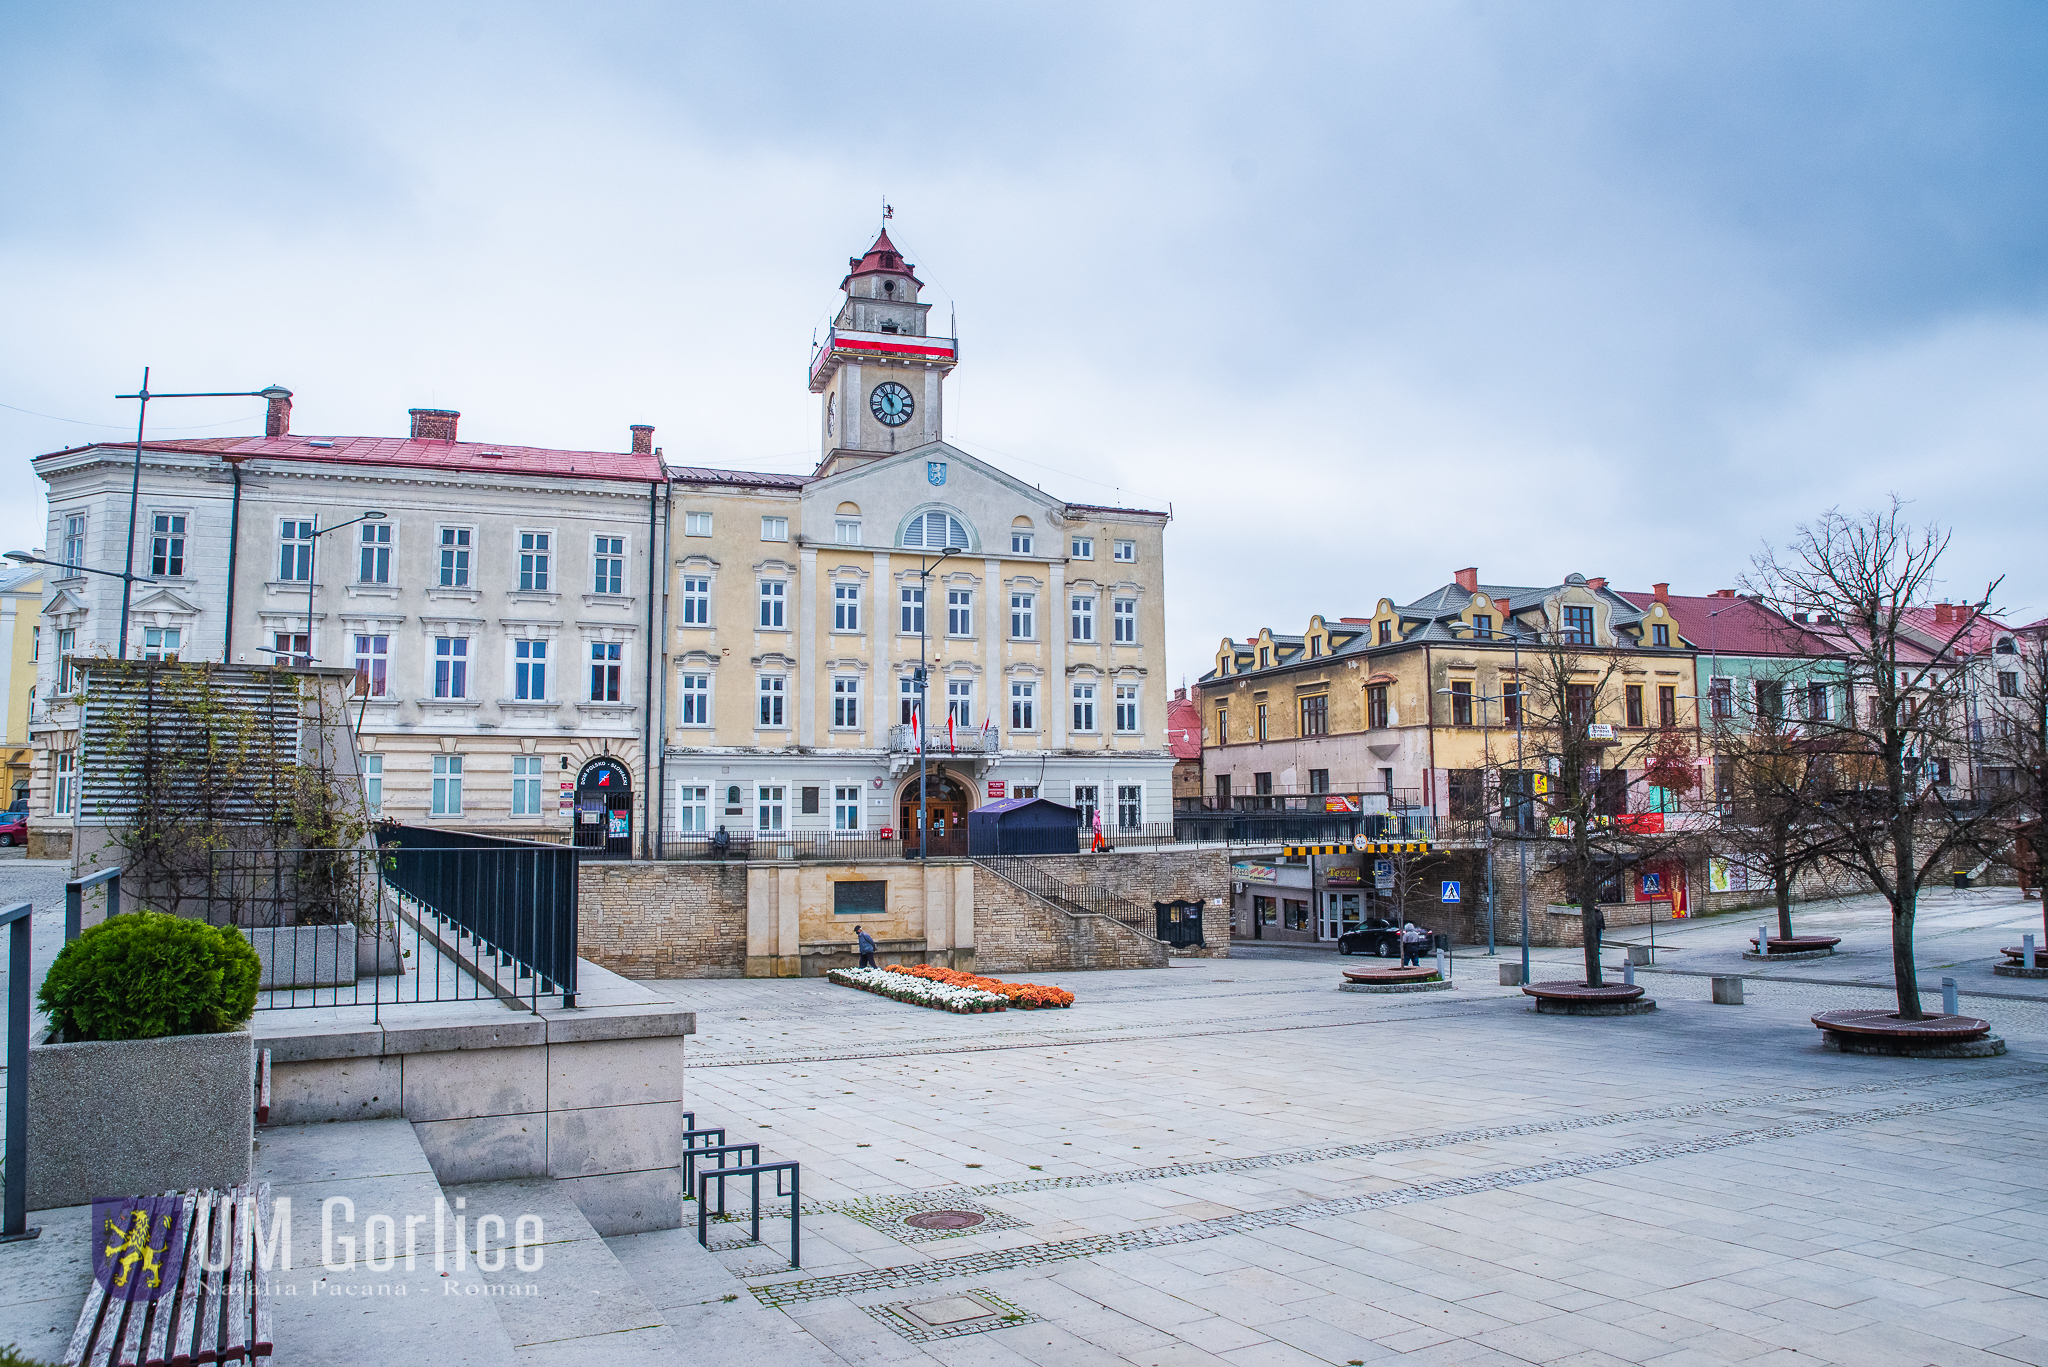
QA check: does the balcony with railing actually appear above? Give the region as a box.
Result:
[888,722,1000,754]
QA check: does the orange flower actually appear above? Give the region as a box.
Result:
[885,964,1073,1007]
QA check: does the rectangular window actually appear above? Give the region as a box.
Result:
[1368,685,1389,730]
[759,579,786,628]
[279,519,315,582]
[1254,772,1273,795]
[1567,683,1595,727]
[360,521,391,584]
[1451,682,1474,727]
[1470,614,1491,638]
[434,637,468,698]
[1071,595,1095,642]
[273,632,310,668]
[362,754,382,814]
[1309,637,1322,658]
[142,627,181,661]
[757,784,785,832]
[1998,671,2019,698]
[1504,682,1522,727]
[1115,683,1139,733]
[354,634,390,697]
[1112,597,1137,644]
[150,514,186,577]
[431,755,463,816]
[62,514,86,570]
[758,675,785,727]
[899,586,924,635]
[684,512,712,537]
[834,785,862,832]
[1010,681,1036,731]
[1215,704,1229,742]
[1625,684,1644,728]
[947,588,972,636]
[947,679,973,727]
[834,518,861,545]
[1652,623,1670,647]
[1010,593,1034,640]
[675,785,708,833]
[682,575,710,626]
[899,675,921,725]
[593,536,625,595]
[1259,648,1270,669]
[55,751,76,816]
[760,516,789,542]
[834,583,861,631]
[1301,694,1328,736]
[1755,680,1783,719]
[1071,537,1093,559]
[1113,539,1135,563]
[1116,783,1141,829]
[1711,677,1733,719]
[511,755,544,817]
[1378,621,1393,645]
[833,676,860,728]
[56,628,77,692]
[590,643,623,702]
[1010,531,1034,555]
[1072,682,1096,732]
[1257,703,1269,741]
[1073,784,1098,828]
[801,786,820,816]
[680,672,710,726]
[1215,775,1231,802]
[1659,685,1678,728]
[1309,768,1329,794]
[438,527,471,587]
[1562,604,1594,645]
[510,639,546,700]
[519,532,550,591]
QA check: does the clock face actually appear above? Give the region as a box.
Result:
[869,381,915,427]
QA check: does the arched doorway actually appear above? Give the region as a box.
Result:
[899,769,974,856]
[575,756,633,857]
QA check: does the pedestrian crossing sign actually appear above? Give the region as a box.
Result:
[1441,880,1461,903]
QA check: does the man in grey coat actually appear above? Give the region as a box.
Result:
[856,925,877,968]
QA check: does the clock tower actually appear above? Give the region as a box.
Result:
[808,227,958,476]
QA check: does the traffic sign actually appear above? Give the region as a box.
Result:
[1440,880,1461,903]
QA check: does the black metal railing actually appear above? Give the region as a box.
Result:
[2,899,37,1243]
[376,827,579,1008]
[660,831,913,862]
[975,856,1157,930]
[64,865,123,941]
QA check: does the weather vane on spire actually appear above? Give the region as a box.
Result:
[882,199,894,220]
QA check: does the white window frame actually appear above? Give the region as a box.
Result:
[1113,539,1135,563]
[759,578,787,629]
[589,641,624,703]
[899,675,921,725]
[592,535,626,596]
[354,633,390,698]
[684,511,713,537]
[518,530,551,592]
[947,588,973,637]
[681,574,711,626]
[1010,592,1035,641]
[674,783,709,834]
[511,755,544,818]
[433,636,469,699]
[899,585,924,635]
[1073,682,1098,732]
[54,750,77,816]
[756,783,786,832]
[150,512,187,578]
[947,679,973,727]
[834,519,862,545]
[832,676,861,729]
[679,672,711,727]
[61,514,86,572]
[834,783,862,832]
[431,754,464,816]
[279,519,315,582]
[55,628,77,693]
[1010,680,1037,732]
[436,526,473,588]
[758,674,786,728]
[1011,531,1034,555]
[142,626,182,661]
[761,516,789,542]
[1071,595,1096,642]
[1116,783,1142,829]
[513,639,547,700]
[833,582,861,632]
[1071,536,1094,560]
[362,754,383,814]
[1113,597,1137,644]
[1115,683,1140,733]
[359,520,393,584]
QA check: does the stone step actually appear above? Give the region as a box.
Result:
[252,1118,523,1367]
[606,1223,847,1367]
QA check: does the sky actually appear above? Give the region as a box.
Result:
[4,0,2044,688]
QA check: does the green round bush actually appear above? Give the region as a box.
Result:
[38,911,261,1041]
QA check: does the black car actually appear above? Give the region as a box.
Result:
[1337,918,1408,956]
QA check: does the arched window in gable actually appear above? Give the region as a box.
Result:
[900,509,972,550]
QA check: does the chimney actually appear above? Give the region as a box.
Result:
[630,424,655,455]
[1453,567,1478,592]
[1495,598,1509,614]
[1587,577,1607,591]
[260,385,293,437]
[1714,588,1735,598]
[409,408,460,441]
[1173,686,1186,701]
[1652,582,1669,603]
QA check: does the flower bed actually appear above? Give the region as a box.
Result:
[827,966,1007,1013]
[889,964,1075,1009]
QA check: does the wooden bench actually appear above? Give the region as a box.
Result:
[1812,1009,2005,1057]
[1747,935,1841,957]
[1999,946,2047,968]
[1522,980,1656,1015]
[63,1183,273,1367]
[1342,966,1438,984]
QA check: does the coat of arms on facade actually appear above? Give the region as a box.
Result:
[94,1196,187,1302]
[927,461,947,486]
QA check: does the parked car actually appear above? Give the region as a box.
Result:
[1337,918,1408,956]
[0,807,26,847]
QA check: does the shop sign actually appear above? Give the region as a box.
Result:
[1231,861,1279,883]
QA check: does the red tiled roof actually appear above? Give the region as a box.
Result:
[1617,591,1824,657]
[840,228,923,290]
[1899,605,2011,658]
[41,434,668,484]
[1166,692,1202,760]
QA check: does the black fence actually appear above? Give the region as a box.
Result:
[376,826,580,1008]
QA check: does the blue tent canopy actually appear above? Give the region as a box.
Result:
[967,796,1079,856]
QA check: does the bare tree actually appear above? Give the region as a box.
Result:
[1744,500,2015,1019]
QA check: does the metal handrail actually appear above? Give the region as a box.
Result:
[975,856,1156,929]
[64,866,123,941]
[2,900,39,1242]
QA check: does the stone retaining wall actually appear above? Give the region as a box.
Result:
[972,872,1169,972]
[578,859,749,978]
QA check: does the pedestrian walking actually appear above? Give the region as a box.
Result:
[856,924,877,968]
[1400,921,1428,967]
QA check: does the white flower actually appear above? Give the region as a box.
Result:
[828,966,1006,1012]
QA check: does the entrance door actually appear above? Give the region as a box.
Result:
[1320,892,1362,940]
[575,757,633,856]
[900,769,972,856]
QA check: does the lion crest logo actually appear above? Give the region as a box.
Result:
[93,1196,186,1303]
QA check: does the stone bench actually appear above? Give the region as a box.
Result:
[1994,947,2048,979]
[1339,966,1451,994]
[64,1184,274,1366]
[1522,980,1657,1015]
[1744,935,1841,962]
[1812,1008,2006,1058]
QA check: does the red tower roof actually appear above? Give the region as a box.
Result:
[840,227,922,290]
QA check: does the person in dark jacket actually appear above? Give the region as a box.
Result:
[856,925,877,968]
[1400,922,1429,967]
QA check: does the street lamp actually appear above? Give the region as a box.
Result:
[112,370,290,657]
[253,512,385,665]
[911,545,959,859]
[4,551,157,679]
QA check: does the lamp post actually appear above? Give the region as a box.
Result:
[112,370,289,657]
[912,546,958,859]
[2,552,156,683]
[255,512,385,665]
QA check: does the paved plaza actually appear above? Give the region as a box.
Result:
[643,886,2048,1367]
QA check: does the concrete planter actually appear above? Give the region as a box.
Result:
[27,1026,254,1209]
[246,924,359,988]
